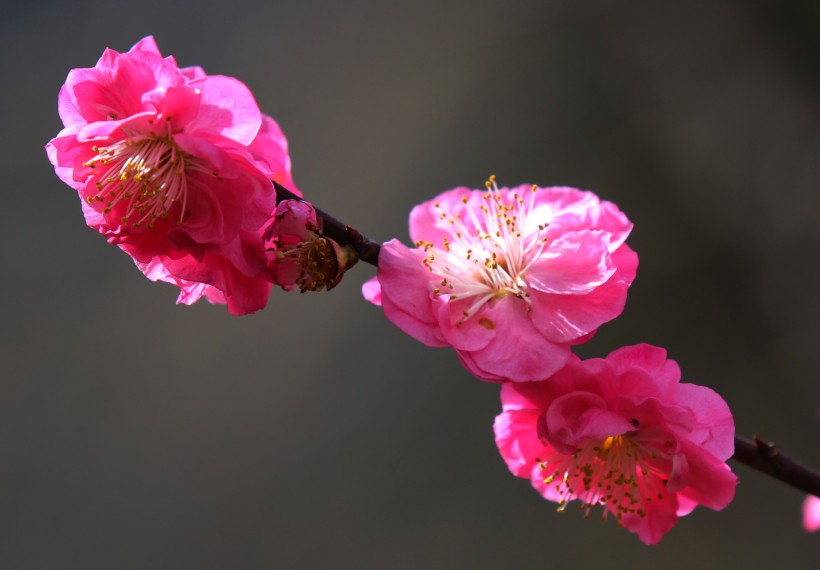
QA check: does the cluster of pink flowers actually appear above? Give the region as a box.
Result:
[47,37,298,315]
[49,39,746,546]
[364,177,737,544]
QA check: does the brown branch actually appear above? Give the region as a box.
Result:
[732,435,820,496]
[273,182,381,267]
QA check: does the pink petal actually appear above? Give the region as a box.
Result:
[219,264,273,315]
[674,440,738,511]
[139,258,218,306]
[63,66,122,123]
[620,489,679,545]
[525,186,601,227]
[248,115,295,190]
[535,188,633,251]
[265,200,318,242]
[141,253,271,316]
[408,187,478,245]
[528,244,638,343]
[128,36,163,56]
[378,240,446,347]
[167,177,226,245]
[189,75,263,145]
[544,392,633,453]
[673,383,735,460]
[527,230,615,294]
[457,297,570,382]
[143,84,201,127]
[435,299,495,352]
[180,65,208,81]
[45,130,84,190]
[493,408,544,478]
[382,298,446,346]
[378,240,436,323]
[676,494,699,517]
[606,344,680,388]
[499,382,540,413]
[623,397,696,437]
[73,112,156,142]
[361,277,382,306]
[221,232,267,278]
[57,84,85,128]
[802,496,820,532]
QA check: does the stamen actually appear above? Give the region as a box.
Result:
[421,178,550,324]
[83,133,203,227]
[537,434,669,526]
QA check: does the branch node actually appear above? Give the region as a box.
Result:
[753,435,779,459]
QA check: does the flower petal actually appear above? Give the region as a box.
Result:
[529,244,638,343]
[494,408,544,478]
[457,296,570,382]
[527,231,615,294]
[378,240,445,347]
[189,75,263,145]
[361,277,382,306]
[544,392,633,453]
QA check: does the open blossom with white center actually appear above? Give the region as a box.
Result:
[46,36,296,315]
[363,178,638,382]
[494,344,738,545]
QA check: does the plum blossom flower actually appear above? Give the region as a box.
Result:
[493,344,737,545]
[263,200,357,292]
[803,495,820,532]
[364,177,638,382]
[46,36,295,315]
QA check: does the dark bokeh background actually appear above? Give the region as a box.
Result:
[1,1,819,568]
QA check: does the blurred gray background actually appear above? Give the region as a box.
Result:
[1,0,819,568]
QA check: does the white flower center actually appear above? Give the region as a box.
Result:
[419,177,549,323]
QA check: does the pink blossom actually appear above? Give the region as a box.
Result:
[364,179,638,382]
[803,495,820,532]
[263,200,357,292]
[493,344,737,545]
[46,36,295,315]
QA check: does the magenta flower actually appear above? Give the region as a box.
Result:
[263,200,357,292]
[493,344,737,545]
[46,37,295,315]
[803,495,820,532]
[364,179,638,382]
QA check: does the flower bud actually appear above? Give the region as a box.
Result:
[264,200,358,292]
